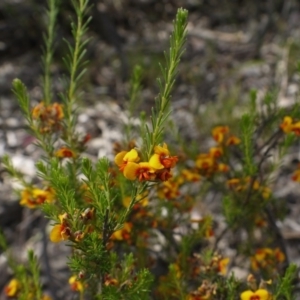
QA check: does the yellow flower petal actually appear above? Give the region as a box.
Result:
[122,196,131,208]
[123,149,139,162]
[114,151,127,166]
[280,116,293,133]
[123,162,140,180]
[218,257,230,275]
[149,154,164,169]
[241,290,255,300]
[58,213,68,223]
[256,289,271,300]
[154,143,170,156]
[50,224,64,243]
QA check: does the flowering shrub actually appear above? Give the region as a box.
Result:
[0,0,298,299]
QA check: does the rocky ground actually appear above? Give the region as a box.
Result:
[1,0,300,299]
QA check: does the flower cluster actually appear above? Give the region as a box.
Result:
[227,177,271,200]
[179,169,201,182]
[195,147,229,176]
[212,125,241,146]
[251,247,285,272]
[114,143,178,181]
[157,169,200,200]
[173,253,229,283]
[280,116,300,135]
[155,169,200,211]
[195,126,240,177]
[32,101,64,133]
[49,207,94,243]
[157,178,180,200]
[20,186,55,209]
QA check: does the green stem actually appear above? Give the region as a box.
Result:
[43,0,58,105]
[146,9,188,160]
[66,0,89,145]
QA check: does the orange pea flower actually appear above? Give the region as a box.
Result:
[4,278,21,297]
[157,179,180,199]
[212,126,229,143]
[32,102,46,119]
[69,275,84,292]
[20,187,55,209]
[114,149,140,172]
[104,275,119,286]
[217,257,230,275]
[55,147,76,158]
[280,116,300,136]
[123,162,156,181]
[209,147,223,158]
[251,247,285,271]
[180,169,201,182]
[226,135,241,145]
[32,102,64,121]
[218,163,229,172]
[280,116,293,133]
[111,222,133,241]
[50,213,71,243]
[240,289,271,300]
[274,247,285,263]
[292,169,300,181]
[212,125,241,146]
[149,143,178,169]
[195,153,216,171]
[32,102,64,133]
